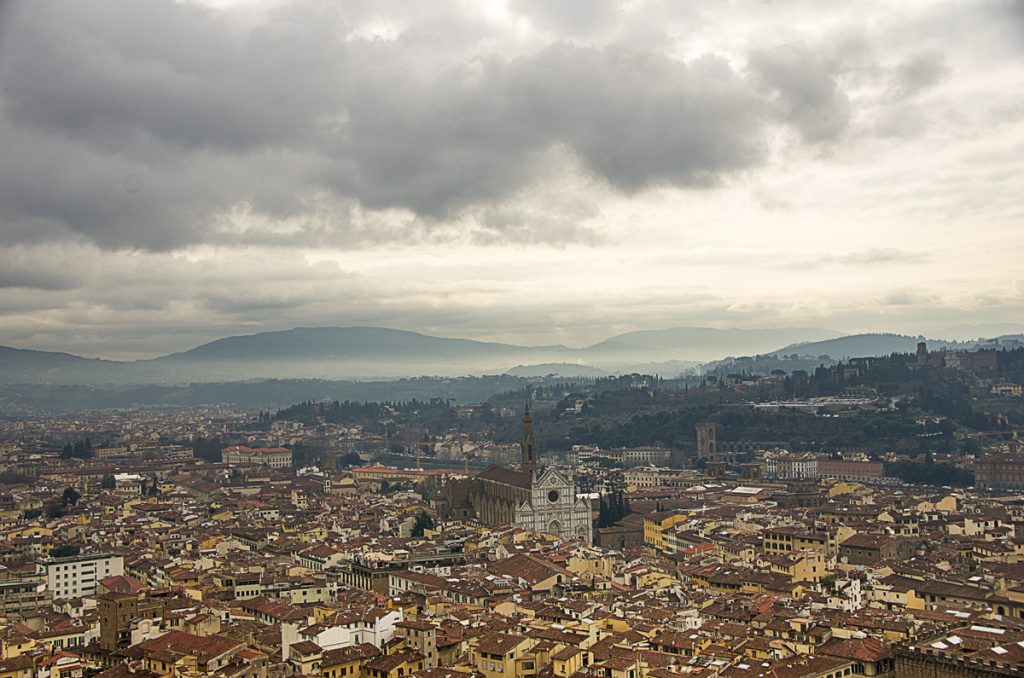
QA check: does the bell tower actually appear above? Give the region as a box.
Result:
[696,421,717,460]
[521,403,538,475]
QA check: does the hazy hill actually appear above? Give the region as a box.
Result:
[1,327,583,385]
[158,326,551,362]
[3,325,1017,388]
[770,333,962,359]
[940,324,1024,340]
[587,326,842,362]
[773,333,1024,360]
[505,363,610,378]
[149,326,563,380]
[0,346,127,385]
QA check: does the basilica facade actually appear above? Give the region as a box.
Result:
[470,405,593,543]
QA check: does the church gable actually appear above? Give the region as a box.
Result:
[534,467,570,490]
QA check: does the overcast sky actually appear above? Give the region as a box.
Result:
[0,0,1022,359]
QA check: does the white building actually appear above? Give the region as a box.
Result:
[621,447,672,466]
[566,445,599,465]
[765,452,819,480]
[281,607,403,660]
[514,466,593,543]
[221,445,292,469]
[42,552,124,600]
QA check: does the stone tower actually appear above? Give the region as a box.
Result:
[696,421,717,460]
[741,462,764,481]
[916,341,928,363]
[522,403,538,475]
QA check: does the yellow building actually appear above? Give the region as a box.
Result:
[643,511,687,551]
[472,633,538,678]
[568,553,616,580]
[0,655,33,678]
[763,527,829,555]
[3,526,52,541]
[763,553,828,583]
[552,646,588,677]
[362,649,424,678]
[289,641,323,675]
[320,642,381,678]
[0,633,35,660]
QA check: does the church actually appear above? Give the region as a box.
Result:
[469,404,593,543]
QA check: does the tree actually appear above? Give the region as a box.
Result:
[45,502,65,520]
[883,460,973,488]
[411,511,435,537]
[60,438,93,460]
[101,475,116,490]
[192,437,224,463]
[62,487,81,507]
[50,544,80,558]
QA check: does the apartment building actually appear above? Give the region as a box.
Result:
[221,445,293,469]
[42,552,124,600]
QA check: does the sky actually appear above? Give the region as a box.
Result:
[0,0,1022,359]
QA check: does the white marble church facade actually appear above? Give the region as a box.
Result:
[514,466,593,543]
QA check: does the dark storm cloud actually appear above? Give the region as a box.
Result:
[0,1,335,153]
[0,0,787,251]
[332,45,767,216]
[0,0,1015,255]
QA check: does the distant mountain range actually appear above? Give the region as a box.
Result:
[1,326,1022,387]
[697,332,1024,377]
[773,333,938,359]
[771,333,1024,360]
[581,326,842,362]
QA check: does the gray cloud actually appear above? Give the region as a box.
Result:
[509,0,622,36]
[0,251,81,290]
[332,44,768,215]
[891,53,949,98]
[8,1,1004,253]
[0,0,842,252]
[748,43,850,143]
